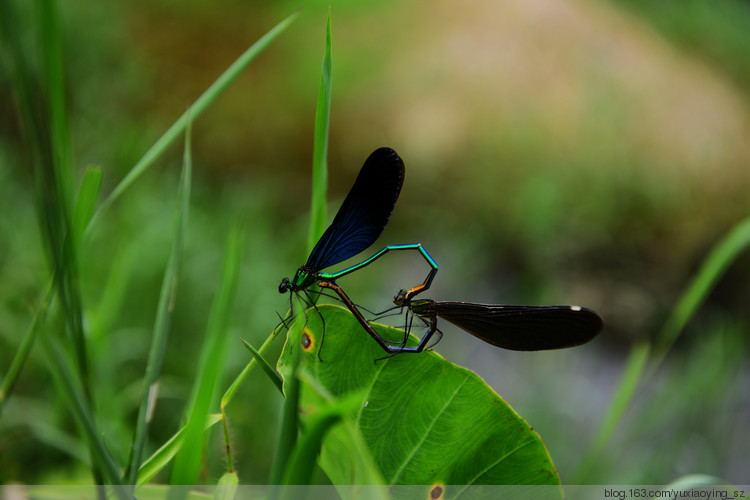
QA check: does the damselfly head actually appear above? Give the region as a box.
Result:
[393,289,409,306]
[278,277,291,294]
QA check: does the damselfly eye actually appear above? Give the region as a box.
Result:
[279,278,290,294]
[393,289,408,306]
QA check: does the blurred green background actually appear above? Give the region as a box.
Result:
[1,0,749,486]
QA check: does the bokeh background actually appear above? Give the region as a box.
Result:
[1,0,749,486]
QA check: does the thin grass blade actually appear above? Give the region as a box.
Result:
[126,116,193,485]
[73,166,103,251]
[219,321,285,473]
[577,214,750,480]
[0,283,53,415]
[136,414,222,486]
[221,320,286,410]
[90,11,300,232]
[575,340,649,481]
[3,0,105,483]
[39,326,123,487]
[214,472,239,500]
[651,215,750,366]
[269,315,304,489]
[280,378,361,488]
[241,338,283,394]
[170,226,245,487]
[307,11,333,255]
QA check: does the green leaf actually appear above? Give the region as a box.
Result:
[307,11,333,255]
[72,166,102,251]
[127,115,193,485]
[219,322,286,473]
[136,414,222,486]
[0,283,53,415]
[577,214,750,481]
[214,472,239,500]
[280,372,360,487]
[221,321,285,410]
[277,305,562,495]
[89,10,299,232]
[171,226,244,487]
[241,338,283,394]
[39,328,123,486]
[269,316,304,487]
[652,214,750,364]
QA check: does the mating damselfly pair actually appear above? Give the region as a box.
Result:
[279,147,603,359]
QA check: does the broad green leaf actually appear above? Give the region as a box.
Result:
[277,305,562,497]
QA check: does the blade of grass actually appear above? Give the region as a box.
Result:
[575,340,650,480]
[170,226,245,488]
[39,324,124,488]
[3,0,103,484]
[241,338,283,394]
[0,282,54,415]
[307,11,333,255]
[280,374,361,489]
[215,472,239,500]
[269,314,304,489]
[221,320,287,410]
[126,115,193,485]
[649,214,750,368]
[73,166,103,251]
[3,0,90,390]
[279,407,344,493]
[88,11,300,233]
[38,0,89,392]
[577,214,750,481]
[219,321,286,474]
[136,414,222,486]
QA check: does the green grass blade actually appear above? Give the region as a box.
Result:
[38,0,87,382]
[280,378,360,488]
[575,340,650,481]
[0,282,54,415]
[73,166,103,251]
[307,11,333,255]
[3,0,103,483]
[241,338,283,394]
[126,117,193,485]
[89,11,300,232]
[3,0,89,389]
[136,414,222,486]
[269,316,304,488]
[651,214,750,366]
[219,321,285,473]
[577,214,750,480]
[221,320,286,410]
[214,472,239,500]
[41,0,73,203]
[39,326,123,486]
[170,226,245,487]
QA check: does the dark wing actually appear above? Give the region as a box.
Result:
[433,302,603,351]
[305,147,405,271]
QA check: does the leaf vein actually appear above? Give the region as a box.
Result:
[390,373,471,484]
